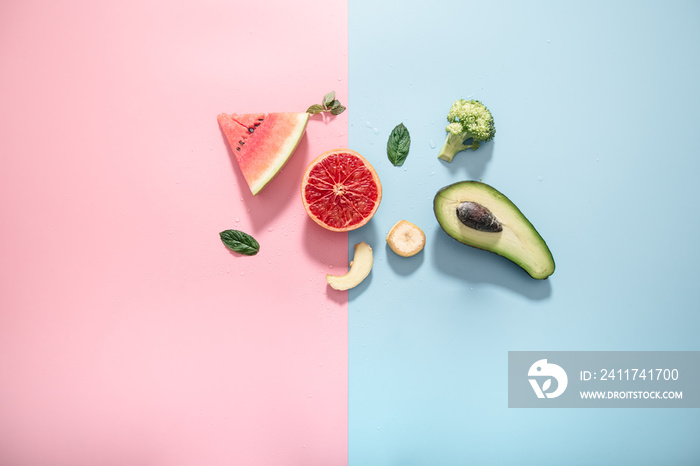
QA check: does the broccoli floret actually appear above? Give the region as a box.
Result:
[438,99,495,162]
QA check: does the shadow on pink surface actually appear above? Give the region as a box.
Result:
[218,127,312,232]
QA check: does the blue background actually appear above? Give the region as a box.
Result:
[348,1,700,464]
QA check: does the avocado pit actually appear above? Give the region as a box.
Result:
[456,201,502,232]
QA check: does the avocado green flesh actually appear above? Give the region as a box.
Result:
[433,181,555,279]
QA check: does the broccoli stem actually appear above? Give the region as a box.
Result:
[437,132,472,163]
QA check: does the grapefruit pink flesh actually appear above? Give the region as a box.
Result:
[217,112,309,195]
[302,150,381,231]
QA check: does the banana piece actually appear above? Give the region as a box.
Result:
[386,220,425,257]
[326,242,373,290]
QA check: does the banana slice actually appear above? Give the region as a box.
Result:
[326,242,373,290]
[386,220,426,257]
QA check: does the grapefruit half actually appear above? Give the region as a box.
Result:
[301,149,382,232]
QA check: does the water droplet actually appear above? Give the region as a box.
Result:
[235,217,240,222]
[430,171,436,176]
[267,227,274,232]
[429,139,436,149]
[329,264,334,269]
[365,121,379,134]
[538,176,544,182]
[546,38,551,43]
[240,271,245,276]
[175,179,180,184]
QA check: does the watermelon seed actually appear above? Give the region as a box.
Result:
[248,127,255,133]
[236,147,241,151]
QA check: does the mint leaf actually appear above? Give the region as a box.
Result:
[322,91,336,109]
[219,229,260,256]
[330,105,346,115]
[387,123,411,166]
[306,104,325,114]
[307,92,346,116]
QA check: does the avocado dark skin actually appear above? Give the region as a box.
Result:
[433,181,555,279]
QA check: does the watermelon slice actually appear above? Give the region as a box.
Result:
[217,112,309,195]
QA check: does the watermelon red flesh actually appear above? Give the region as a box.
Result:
[217,112,309,195]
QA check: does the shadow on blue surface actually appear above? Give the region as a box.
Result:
[385,242,425,276]
[431,228,552,301]
[438,139,495,180]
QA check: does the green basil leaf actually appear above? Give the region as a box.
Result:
[387,123,411,166]
[322,91,335,108]
[219,229,260,256]
[306,104,325,114]
[330,105,346,115]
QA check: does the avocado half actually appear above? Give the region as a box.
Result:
[433,181,555,279]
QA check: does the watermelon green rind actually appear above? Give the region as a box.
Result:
[217,112,310,195]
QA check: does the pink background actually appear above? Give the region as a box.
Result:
[0,1,348,464]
